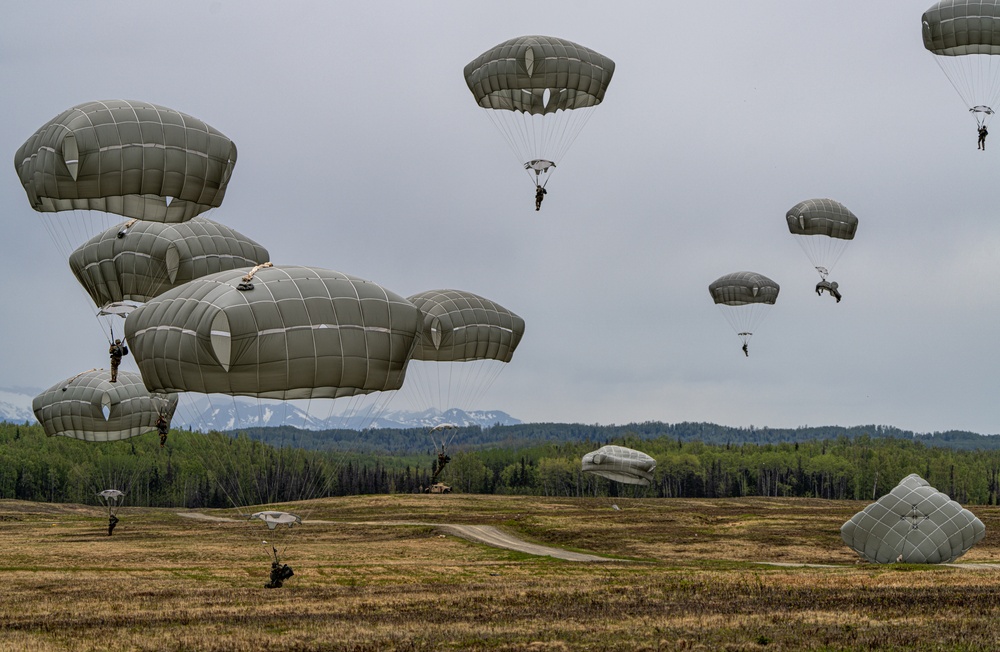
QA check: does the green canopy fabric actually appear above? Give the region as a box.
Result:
[32,369,177,442]
[15,99,237,222]
[785,198,858,240]
[709,272,780,306]
[69,216,269,311]
[581,445,656,486]
[841,474,985,563]
[923,0,1000,56]
[464,35,615,115]
[124,265,421,399]
[407,289,525,363]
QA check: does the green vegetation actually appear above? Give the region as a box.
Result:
[4,420,1000,508]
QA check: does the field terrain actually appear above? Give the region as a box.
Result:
[3,495,1000,651]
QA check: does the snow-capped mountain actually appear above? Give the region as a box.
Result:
[1,387,520,432]
[0,388,37,424]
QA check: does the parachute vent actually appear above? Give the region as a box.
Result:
[210,311,232,372]
[62,134,79,181]
[524,46,535,77]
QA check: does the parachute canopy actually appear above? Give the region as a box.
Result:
[464,35,615,114]
[464,35,614,186]
[841,474,985,564]
[923,1,1000,125]
[786,198,858,281]
[581,445,656,486]
[249,511,301,530]
[400,290,524,414]
[124,265,421,399]
[408,289,525,363]
[32,370,178,442]
[15,99,237,222]
[97,489,125,501]
[69,216,270,314]
[709,272,779,349]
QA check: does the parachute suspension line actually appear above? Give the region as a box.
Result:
[933,54,1000,125]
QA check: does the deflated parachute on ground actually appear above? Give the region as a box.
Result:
[464,35,614,186]
[923,0,1000,125]
[124,265,421,399]
[408,289,525,363]
[841,473,985,564]
[15,99,237,222]
[249,511,302,530]
[582,445,656,486]
[32,369,178,442]
[69,216,269,314]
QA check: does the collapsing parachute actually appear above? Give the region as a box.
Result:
[841,474,985,564]
[69,216,269,317]
[581,445,656,486]
[923,1,1000,127]
[15,99,237,222]
[124,265,421,399]
[401,289,525,415]
[786,198,858,302]
[249,511,302,530]
[464,35,614,190]
[708,272,779,356]
[32,369,178,442]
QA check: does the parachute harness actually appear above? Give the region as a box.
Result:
[238,262,273,291]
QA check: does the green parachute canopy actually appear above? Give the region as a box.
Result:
[923,1,1000,125]
[32,369,178,442]
[400,289,524,415]
[709,272,780,350]
[464,36,614,186]
[841,474,985,564]
[408,289,525,363]
[69,216,269,315]
[786,198,858,281]
[15,99,237,222]
[581,445,656,486]
[124,265,421,399]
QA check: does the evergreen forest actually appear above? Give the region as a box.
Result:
[4,420,1000,509]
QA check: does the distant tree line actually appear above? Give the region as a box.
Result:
[3,420,1000,508]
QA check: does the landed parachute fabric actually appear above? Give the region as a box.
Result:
[69,216,270,311]
[15,100,237,222]
[124,265,421,399]
[32,370,178,442]
[841,473,985,563]
[581,445,656,486]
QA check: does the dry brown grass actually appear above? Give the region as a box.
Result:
[3,495,1000,651]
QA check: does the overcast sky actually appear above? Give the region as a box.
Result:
[2,1,997,435]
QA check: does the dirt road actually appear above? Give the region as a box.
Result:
[177,512,612,562]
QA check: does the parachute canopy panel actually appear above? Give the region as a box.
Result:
[124,265,421,399]
[69,216,270,311]
[464,35,615,115]
[922,1,1000,56]
[708,272,780,306]
[785,198,858,240]
[407,289,525,363]
[15,99,237,222]
[841,474,985,564]
[581,445,656,486]
[32,370,178,442]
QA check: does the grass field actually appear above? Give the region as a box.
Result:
[3,494,1000,651]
